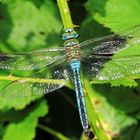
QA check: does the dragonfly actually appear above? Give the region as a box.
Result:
[0,24,140,136]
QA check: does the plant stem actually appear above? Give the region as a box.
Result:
[38,124,69,140]
[57,0,73,29]
[0,75,66,84]
[57,0,110,139]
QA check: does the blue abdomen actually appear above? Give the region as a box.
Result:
[70,61,89,133]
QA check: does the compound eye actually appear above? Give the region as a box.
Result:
[74,33,79,38]
[62,35,67,40]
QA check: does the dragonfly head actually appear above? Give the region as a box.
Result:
[62,28,79,40]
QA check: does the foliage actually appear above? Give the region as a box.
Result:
[0,0,140,140]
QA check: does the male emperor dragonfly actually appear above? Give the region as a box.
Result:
[0,24,140,136]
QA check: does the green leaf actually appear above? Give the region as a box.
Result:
[84,78,138,139]
[38,124,69,140]
[0,0,61,52]
[86,0,140,32]
[3,100,48,140]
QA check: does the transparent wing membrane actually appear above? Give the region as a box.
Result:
[80,35,127,55]
[0,60,71,98]
[0,48,65,70]
[80,24,140,56]
[81,55,140,81]
[80,24,140,81]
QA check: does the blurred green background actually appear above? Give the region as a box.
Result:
[0,0,140,140]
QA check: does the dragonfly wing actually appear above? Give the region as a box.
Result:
[80,24,140,55]
[81,55,140,81]
[0,59,72,98]
[1,81,66,98]
[80,24,140,81]
[0,48,65,70]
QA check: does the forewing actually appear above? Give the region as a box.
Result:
[0,48,65,70]
[80,24,140,55]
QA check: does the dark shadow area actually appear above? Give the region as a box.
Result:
[35,127,54,140]
[45,31,63,49]
[78,0,110,42]
[79,19,112,42]
[0,99,44,123]
[68,0,87,25]
[36,87,82,140]
[27,0,45,8]
[85,0,108,17]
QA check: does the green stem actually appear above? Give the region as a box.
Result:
[57,0,110,139]
[83,78,111,140]
[57,0,73,29]
[0,75,66,84]
[38,124,69,140]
